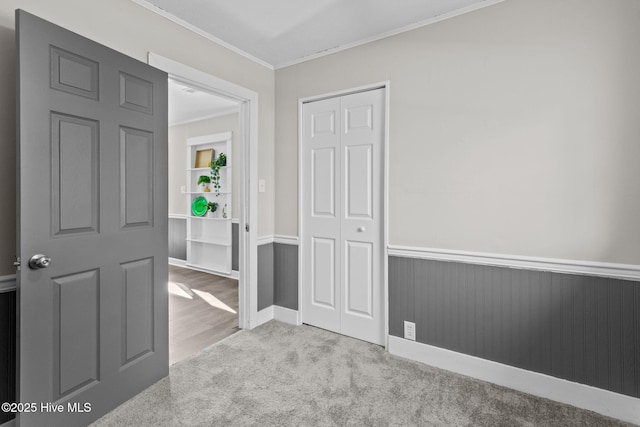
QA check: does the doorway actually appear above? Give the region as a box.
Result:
[149,53,260,333]
[166,78,242,364]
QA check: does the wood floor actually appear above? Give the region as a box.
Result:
[169,265,239,365]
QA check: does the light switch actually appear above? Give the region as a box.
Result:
[180,185,186,194]
[259,179,266,193]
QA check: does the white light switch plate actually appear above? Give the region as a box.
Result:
[259,179,266,193]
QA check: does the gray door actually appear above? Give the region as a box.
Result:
[16,10,168,426]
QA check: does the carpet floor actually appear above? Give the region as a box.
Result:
[93,320,633,426]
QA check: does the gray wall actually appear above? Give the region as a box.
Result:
[274,243,298,310]
[258,243,274,311]
[0,291,15,424]
[389,256,640,399]
[258,242,298,311]
[168,217,187,260]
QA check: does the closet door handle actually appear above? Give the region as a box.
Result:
[357,226,365,232]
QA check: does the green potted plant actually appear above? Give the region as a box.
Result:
[210,152,226,196]
[206,201,218,217]
[197,175,211,192]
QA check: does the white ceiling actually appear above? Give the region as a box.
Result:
[134,0,499,69]
[168,79,238,126]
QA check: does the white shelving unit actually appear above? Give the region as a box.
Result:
[186,132,232,274]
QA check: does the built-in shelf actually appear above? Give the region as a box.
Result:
[185,131,232,275]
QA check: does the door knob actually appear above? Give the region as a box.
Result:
[28,254,51,269]
[357,226,366,232]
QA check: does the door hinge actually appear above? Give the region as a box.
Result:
[245,223,250,232]
[13,257,21,270]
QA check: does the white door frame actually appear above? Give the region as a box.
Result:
[297,81,391,347]
[148,53,259,330]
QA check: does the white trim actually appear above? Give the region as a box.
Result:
[388,336,640,425]
[169,107,240,127]
[387,245,640,282]
[256,306,274,327]
[168,213,187,220]
[256,234,299,246]
[0,419,16,427]
[149,53,259,330]
[275,0,507,69]
[169,259,239,279]
[232,218,240,224]
[130,0,274,70]
[273,306,301,325]
[186,131,232,146]
[299,82,387,105]
[298,82,390,341]
[168,257,188,268]
[382,83,391,350]
[0,274,16,293]
[273,235,298,245]
[257,236,273,246]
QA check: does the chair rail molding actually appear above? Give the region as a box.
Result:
[387,245,640,282]
[0,275,16,293]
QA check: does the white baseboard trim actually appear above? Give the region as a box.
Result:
[170,259,239,279]
[273,306,301,325]
[387,336,640,425]
[255,305,301,327]
[387,245,640,282]
[168,257,188,268]
[0,274,16,293]
[256,306,274,327]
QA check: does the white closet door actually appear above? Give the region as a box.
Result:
[301,88,384,345]
[301,96,342,334]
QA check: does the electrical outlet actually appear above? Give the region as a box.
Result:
[259,179,266,193]
[404,321,416,341]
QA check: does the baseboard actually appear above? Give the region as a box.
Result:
[0,418,15,427]
[0,274,16,293]
[168,257,188,268]
[273,306,301,325]
[387,245,640,281]
[387,336,640,425]
[256,306,274,327]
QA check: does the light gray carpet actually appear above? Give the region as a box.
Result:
[93,320,633,426]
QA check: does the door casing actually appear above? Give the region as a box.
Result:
[148,53,259,330]
[297,82,390,348]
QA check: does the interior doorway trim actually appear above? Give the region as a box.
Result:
[148,53,259,330]
[297,81,391,347]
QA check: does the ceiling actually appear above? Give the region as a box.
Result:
[133,0,500,69]
[168,79,238,126]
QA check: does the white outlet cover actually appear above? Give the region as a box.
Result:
[404,321,416,341]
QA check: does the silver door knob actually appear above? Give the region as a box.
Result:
[357,226,366,232]
[29,254,51,269]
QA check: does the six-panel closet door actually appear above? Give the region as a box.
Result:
[301,88,384,345]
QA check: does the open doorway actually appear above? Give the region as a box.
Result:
[167,78,242,364]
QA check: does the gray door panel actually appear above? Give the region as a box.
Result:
[17,10,168,426]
